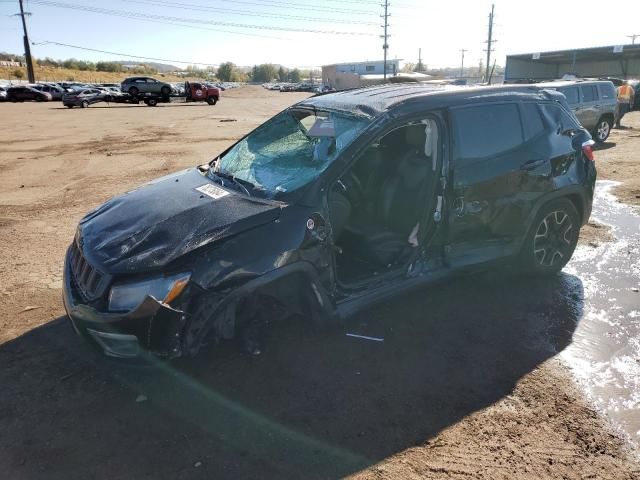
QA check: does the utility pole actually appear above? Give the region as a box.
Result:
[18,0,35,83]
[381,0,390,79]
[484,4,495,84]
[416,48,425,72]
[459,49,467,78]
[627,34,640,45]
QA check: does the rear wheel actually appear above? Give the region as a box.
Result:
[593,117,612,143]
[146,98,158,107]
[81,100,89,108]
[128,86,139,96]
[161,86,171,96]
[66,105,73,109]
[520,199,580,275]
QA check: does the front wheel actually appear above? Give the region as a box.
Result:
[519,199,580,275]
[81,100,89,108]
[206,96,217,105]
[128,87,139,96]
[593,117,612,143]
[160,86,171,96]
[66,105,73,108]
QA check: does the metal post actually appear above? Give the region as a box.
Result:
[459,49,467,78]
[381,0,390,79]
[18,0,35,83]
[485,4,494,84]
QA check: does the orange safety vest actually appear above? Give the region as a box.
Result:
[617,85,634,102]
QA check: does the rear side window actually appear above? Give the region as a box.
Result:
[453,103,524,160]
[580,85,598,102]
[520,103,545,140]
[560,87,579,105]
[597,83,615,100]
[540,103,580,131]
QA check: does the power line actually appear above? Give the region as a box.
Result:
[24,0,376,35]
[32,40,217,66]
[176,0,377,15]
[124,0,378,25]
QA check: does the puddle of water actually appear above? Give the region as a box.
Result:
[562,180,640,449]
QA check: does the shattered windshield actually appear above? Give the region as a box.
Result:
[212,108,370,197]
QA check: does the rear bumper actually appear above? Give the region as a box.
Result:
[62,247,186,359]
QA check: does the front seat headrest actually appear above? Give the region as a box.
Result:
[405,127,425,149]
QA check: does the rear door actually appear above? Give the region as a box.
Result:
[446,102,543,266]
[146,78,160,93]
[558,86,582,122]
[579,84,599,129]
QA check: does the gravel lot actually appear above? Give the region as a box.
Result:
[0,88,638,479]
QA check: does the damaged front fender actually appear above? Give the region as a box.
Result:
[180,262,339,358]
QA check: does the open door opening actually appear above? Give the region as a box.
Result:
[329,119,441,286]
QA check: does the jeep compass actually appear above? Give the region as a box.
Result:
[63,84,597,359]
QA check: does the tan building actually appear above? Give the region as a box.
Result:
[322,59,401,90]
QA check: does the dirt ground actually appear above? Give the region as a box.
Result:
[595,112,640,207]
[0,88,639,479]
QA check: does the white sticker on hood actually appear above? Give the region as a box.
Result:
[196,184,230,200]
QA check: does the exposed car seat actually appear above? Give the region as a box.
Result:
[328,190,352,239]
[347,126,431,266]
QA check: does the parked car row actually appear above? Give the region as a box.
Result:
[0,81,126,103]
[0,76,223,108]
[263,82,332,93]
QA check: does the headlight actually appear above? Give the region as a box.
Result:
[108,273,191,312]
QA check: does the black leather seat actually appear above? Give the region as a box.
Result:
[350,127,430,265]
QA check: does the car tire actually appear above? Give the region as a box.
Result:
[161,86,171,96]
[66,105,73,109]
[593,117,612,143]
[128,87,139,96]
[146,98,158,107]
[206,96,216,105]
[81,100,89,108]
[519,198,580,275]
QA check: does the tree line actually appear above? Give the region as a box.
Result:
[216,62,316,83]
[1,52,318,83]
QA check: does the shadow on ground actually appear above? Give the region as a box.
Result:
[0,272,584,479]
[594,141,617,151]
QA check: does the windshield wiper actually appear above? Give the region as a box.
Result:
[213,170,253,196]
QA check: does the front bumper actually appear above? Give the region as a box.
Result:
[63,247,187,359]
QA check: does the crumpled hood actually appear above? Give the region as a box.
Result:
[78,168,282,274]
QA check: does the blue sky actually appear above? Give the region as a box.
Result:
[0,0,638,69]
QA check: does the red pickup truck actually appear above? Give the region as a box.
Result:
[184,81,220,105]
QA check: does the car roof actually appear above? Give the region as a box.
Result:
[297,83,559,118]
[536,80,613,88]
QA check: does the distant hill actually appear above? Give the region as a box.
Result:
[112,60,180,73]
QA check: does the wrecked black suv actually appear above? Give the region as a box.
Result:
[63,84,597,359]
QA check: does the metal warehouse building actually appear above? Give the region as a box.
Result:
[505,44,640,82]
[322,59,401,90]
